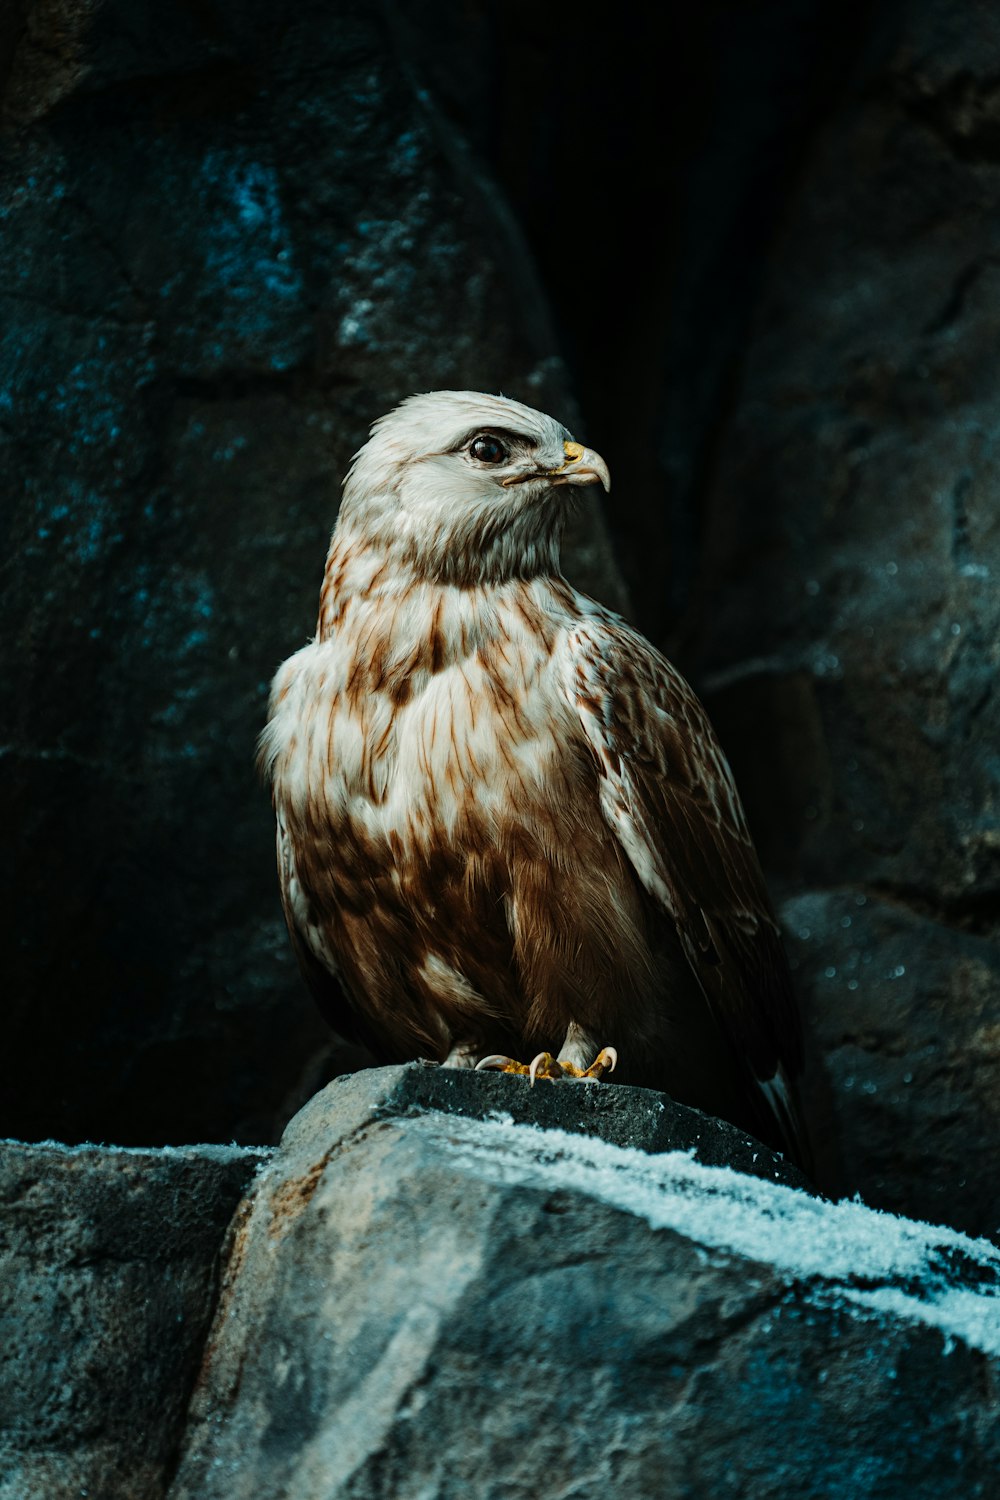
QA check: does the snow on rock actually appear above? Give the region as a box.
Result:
[428,1112,1000,1360]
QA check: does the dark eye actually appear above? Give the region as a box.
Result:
[470,435,508,465]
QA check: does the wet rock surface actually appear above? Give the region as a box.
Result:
[168,1065,1000,1500]
[0,0,625,1149]
[692,0,1000,1239]
[0,1137,268,1500]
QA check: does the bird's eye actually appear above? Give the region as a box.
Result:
[469,435,508,465]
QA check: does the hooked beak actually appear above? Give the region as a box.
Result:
[502,439,611,492]
[549,439,611,492]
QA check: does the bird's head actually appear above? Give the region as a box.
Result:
[337,390,610,585]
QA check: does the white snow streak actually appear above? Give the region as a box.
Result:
[425,1112,1000,1360]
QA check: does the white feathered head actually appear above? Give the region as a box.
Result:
[336,390,610,584]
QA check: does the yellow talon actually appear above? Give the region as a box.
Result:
[475,1046,618,1084]
[475,1054,530,1075]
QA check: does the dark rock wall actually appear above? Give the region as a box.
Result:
[692,0,1000,1237]
[464,0,875,637]
[0,0,621,1148]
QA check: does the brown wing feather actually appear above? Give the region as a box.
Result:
[273,808,382,1058]
[565,611,809,1165]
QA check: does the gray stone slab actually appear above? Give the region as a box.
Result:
[0,1139,268,1500]
[327,1061,811,1191]
[169,1066,1000,1500]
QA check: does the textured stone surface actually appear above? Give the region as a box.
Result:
[0,1138,267,1500]
[169,1065,1000,1500]
[363,1061,811,1189]
[692,0,1000,1239]
[783,889,1000,1237]
[0,0,626,1148]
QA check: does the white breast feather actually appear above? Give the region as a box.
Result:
[266,585,570,865]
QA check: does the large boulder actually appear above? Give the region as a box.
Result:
[169,1065,1000,1500]
[0,1137,267,1500]
[0,0,626,1149]
[692,0,1000,1239]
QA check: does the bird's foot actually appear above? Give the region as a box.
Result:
[475,1047,617,1086]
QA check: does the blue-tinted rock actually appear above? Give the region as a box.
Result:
[693,0,1000,1239]
[0,0,625,1147]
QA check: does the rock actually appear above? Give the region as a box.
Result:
[0,1137,268,1500]
[782,889,1000,1240]
[0,0,627,1149]
[691,0,1000,1236]
[396,0,872,640]
[169,1064,1000,1500]
[330,1061,811,1190]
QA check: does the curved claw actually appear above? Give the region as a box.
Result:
[475,1054,514,1072]
[595,1046,618,1076]
[528,1052,552,1087]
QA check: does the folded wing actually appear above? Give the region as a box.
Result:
[562,609,809,1167]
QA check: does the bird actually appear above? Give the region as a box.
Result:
[259,389,810,1168]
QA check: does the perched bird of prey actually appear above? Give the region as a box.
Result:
[261,390,809,1167]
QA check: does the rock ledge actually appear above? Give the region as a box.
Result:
[168,1066,1000,1500]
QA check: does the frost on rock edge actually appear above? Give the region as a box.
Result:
[418,1111,1000,1360]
